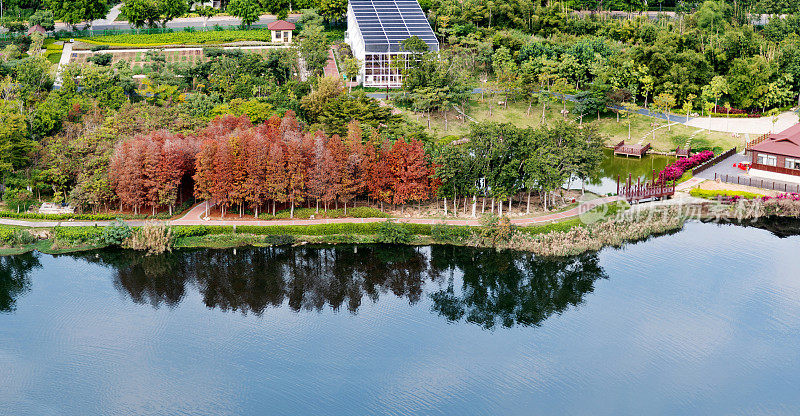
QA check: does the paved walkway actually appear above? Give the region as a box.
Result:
[675,177,705,192]
[0,196,623,228]
[54,42,72,87]
[693,152,800,192]
[323,48,339,78]
[694,153,750,181]
[685,112,799,135]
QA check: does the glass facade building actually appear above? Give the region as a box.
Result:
[345,0,439,88]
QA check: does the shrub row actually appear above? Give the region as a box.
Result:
[259,207,389,220]
[53,226,103,244]
[0,211,177,221]
[0,227,36,247]
[689,189,765,200]
[431,222,473,243]
[171,222,435,238]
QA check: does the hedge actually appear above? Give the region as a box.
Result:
[259,207,389,220]
[0,211,174,220]
[0,227,18,244]
[53,226,103,244]
[689,189,765,200]
[171,222,435,238]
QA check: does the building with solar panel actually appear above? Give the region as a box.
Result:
[345,0,439,88]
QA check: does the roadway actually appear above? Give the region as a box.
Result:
[52,5,300,32]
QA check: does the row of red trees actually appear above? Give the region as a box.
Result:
[109,113,437,217]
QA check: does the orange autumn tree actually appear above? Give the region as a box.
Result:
[193,115,252,218]
[366,134,394,211]
[388,138,433,212]
[110,130,199,215]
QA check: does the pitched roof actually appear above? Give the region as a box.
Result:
[26,24,46,36]
[751,123,800,158]
[349,0,439,53]
[267,20,295,30]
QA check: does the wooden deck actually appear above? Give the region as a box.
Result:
[675,146,691,158]
[613,141,651,158]
[745,133,769,151]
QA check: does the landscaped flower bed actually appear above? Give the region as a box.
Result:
[711,105,761,118]
[659,150,714,181]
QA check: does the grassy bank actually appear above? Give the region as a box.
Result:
[17,198,795,258]
[0,202,633,256]
[401,98,737,152]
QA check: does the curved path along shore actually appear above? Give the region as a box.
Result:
[0,196,623,229]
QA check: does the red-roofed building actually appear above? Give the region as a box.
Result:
[267,20,295,43]
[750,123,800,182]
[26,24,47,36]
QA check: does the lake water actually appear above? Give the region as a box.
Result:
[575,149,676,195]
[2,221,800,415]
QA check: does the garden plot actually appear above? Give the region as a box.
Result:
[66,45,288,69]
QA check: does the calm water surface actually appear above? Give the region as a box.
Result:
[2,222,800,415]
[575,148,676,195]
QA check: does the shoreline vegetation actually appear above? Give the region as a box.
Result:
[3,198,799,258]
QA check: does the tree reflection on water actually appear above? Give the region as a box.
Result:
[0,253,41,313]
[61,245,608,328]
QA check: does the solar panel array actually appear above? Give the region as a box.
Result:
[350,0,439,53]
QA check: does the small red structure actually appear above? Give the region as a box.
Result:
[613,140,651,158]
[749,123,800,178]
[617,171,675,203]
[267,20,295,43]
[26,24,46,36]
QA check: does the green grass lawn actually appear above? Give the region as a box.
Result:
[401,97,741,152]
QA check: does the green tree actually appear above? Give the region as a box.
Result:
[620,102,639,141]
[44,0,108,29]
[0,102,36,198]
[574,86,610,124]
[343,57,361,93]
[639,70,654,109]
[227,0,261,27]
[400,36,429,53]
[652,92,676,132]
[297,23,329,76]
[195,5,218,27]
[158,0,189,27]
[708,75,728,111]
[492,46,517,109]
[317,0,347,21]
[682,94,696,122]
[121,0,161,30]
[727,56,772,109]
[28,10,55,30]
[13,56,53,103]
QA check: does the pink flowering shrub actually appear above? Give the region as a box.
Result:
[659,150,714,181]
[761,193,800,202]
